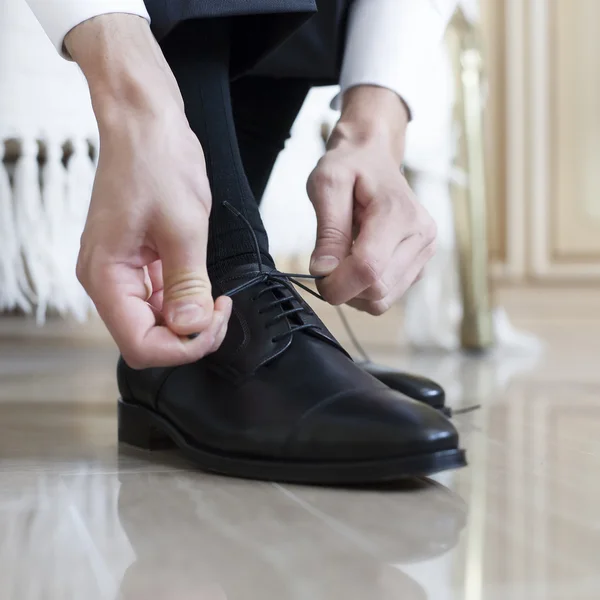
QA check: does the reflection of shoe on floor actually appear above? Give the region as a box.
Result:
[284,478,468,564]
[116,473,466,599]
[118,263,466,484]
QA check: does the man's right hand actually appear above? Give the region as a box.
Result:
[67,14,231,369]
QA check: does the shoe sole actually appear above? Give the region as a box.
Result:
[118,399,467,484]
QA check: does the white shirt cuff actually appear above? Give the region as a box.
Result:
[332,0,458,121]
[25,0,150,58]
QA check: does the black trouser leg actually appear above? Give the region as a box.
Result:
[231,76,312,203]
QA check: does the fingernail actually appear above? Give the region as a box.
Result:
[311,256,339,275]
[170,304,205,327]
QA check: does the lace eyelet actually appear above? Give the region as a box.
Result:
[271,337,278,344]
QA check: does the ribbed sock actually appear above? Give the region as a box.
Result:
[162,19,275,280]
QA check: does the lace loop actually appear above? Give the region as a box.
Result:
[221,201,325,342]
[223,271,323,340]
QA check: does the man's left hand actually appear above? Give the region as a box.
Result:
[307,86,437,316]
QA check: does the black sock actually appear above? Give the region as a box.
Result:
[161,19,275,280]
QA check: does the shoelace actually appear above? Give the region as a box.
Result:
[217,202,481,415]
[220,202,324,343]
[334,283,481,416]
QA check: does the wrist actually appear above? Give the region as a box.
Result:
[65,14,183,131]
[332,86,409,164]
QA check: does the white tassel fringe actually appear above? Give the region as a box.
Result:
[1,136,96,323]
[0,142,31,312]
[64,137,95,321]
[14,138,51,324]
[42,137,69,317]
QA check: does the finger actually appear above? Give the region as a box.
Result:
[317,201,406,305]
[155,215,214,336]
[307,163,355,276]
[98,269,231,369]
[347,241,435,315]
[146,301,166,326]
[209,296,233,353]
[119,299,227,368]
[147,260,164,293]
[146,260,165,312]
[353,234,427,302]
[143,266,153,300]
[83,252,229,368]
[147,289,164,313]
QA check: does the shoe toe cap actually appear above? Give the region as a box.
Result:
[363,364,446,406]
[284,389,459,461]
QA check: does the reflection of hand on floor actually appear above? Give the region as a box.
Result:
[116,474,467,600]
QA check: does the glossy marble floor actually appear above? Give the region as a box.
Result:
[0,292,599,600]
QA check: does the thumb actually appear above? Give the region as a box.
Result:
[157,225,214,336]
[308,167,354,277]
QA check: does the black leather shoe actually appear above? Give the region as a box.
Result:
[117,264,466,484]
[333,307,449,413]
[361,363,450,414]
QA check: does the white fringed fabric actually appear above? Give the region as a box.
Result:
[64,138,96,321]
[0,0,98,322]
[0,143,31,313]
[42,137,69,317]
[0,137,97,323]
[13,138,51,323]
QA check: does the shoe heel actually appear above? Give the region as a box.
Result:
[118,400,175,450]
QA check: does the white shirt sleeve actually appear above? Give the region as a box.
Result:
[24,0,150,58]
[333,0,459,120]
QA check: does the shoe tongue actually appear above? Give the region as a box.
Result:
[213,262,268,285]
[267,279,305,327]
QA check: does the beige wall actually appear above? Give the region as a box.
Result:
[481,0,600,282]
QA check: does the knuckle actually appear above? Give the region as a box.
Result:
[380,190,398,209]
[354,252,384,287]
[168,217,205,241]
[318,282,343,307]
[311,164,348,191]
[164,274,211,301]
[318,224,352,247]
[426,221,438,244]
[367,299,390,317]
[419,214,438,244]
[75,246,93,288]
[75,257,87,287]
[121,348,149,371]
[189,173,212,200]
[371,280,390,301]
[424,239,437,259]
